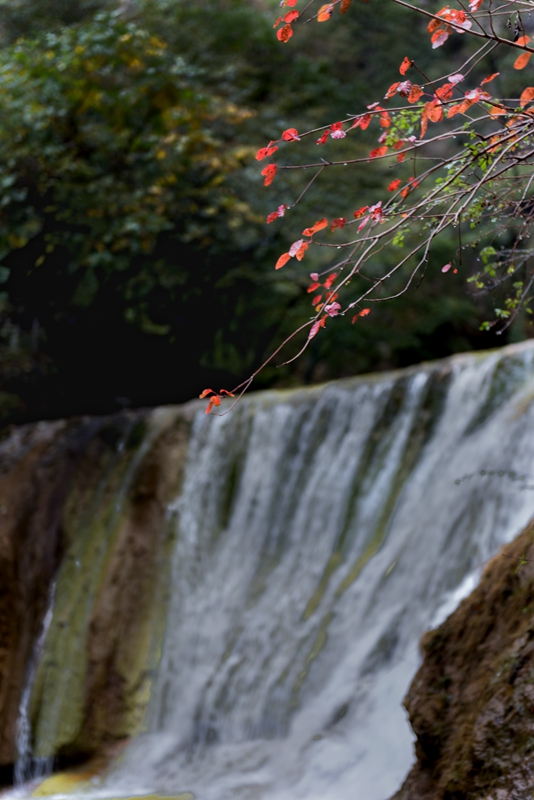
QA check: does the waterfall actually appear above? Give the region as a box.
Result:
[93,340,534,800]
[14,582,56,787]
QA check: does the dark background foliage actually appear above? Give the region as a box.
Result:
[0,0,526,425]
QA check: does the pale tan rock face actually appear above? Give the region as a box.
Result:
[392,523,534,800]
[0,407,192,774]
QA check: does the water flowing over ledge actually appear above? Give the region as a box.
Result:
[6,340,534,800]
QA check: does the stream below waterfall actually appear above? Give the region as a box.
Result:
[10,341,534,800]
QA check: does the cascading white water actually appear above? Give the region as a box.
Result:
[8,342,534,800]
[92,340,534,800]
[14,582,56,787]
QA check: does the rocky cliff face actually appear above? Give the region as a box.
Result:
[394,522,534,800]
[0,407,192,776]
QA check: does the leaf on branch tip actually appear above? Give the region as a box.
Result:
[302,218,328,236]
[388,179,402,192]
[399,57,412,75]
[316,131,329,145]
[256,145,279,160]
[205,395,221,414]
[330,121,346,139]
[353,206,368,219]
[481,73,499,85]
[324,302,341,316]
[307,282,321,293]
[275,252,291,270]
[282,127,300,141]
[284,10,299,22]
[352,308,371,323]
[199,388,215,399]
[266,204,287,223]
[317,3,334,21]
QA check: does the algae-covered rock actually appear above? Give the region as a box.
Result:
[392,522,534,800]
[0,405,194,773]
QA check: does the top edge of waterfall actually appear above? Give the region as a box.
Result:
[165,338,534,417]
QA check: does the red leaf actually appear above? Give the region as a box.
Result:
[400,57,412,75]
[219,389,235,397]
[289,239,305,257]
[340,0,351,13]
[324,272,338,289]
[388,179,402,192]
[514,52,531,70]
[359,113,372,130]
[426,100,444,123]
[312,294,322,305]
[295,242,309,261]
[261,163,277,186]
[330,217,346,231]
[266,204,287,224]
[351,308,371,323]
[481,73,499,86]
[316,131,329,145]
[284,10,299,22]
[406,84,423,104]
[353,206,369,219]
[199,388,215,399]
[307,282,321,293]
[324,302,341,317]
[302,218,328,236]
[308,316,326,339]
[275,252,291,270]
[256,144,279,161]
[277,24,293,42]
[385,82,400,100]
[520,87,534,107]
[397,152,406,163]
[330,121,346,139]
[317,3,334,21]
[282,127,301,141]
[369,146,388,159]
[206,395,221,414]
[435,83,454,102]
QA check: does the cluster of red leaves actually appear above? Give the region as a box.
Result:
[253,0,534,355]
[428,7,472,49]
[199,388,235,415]
[275,218,327,269]
[273,3,298,41]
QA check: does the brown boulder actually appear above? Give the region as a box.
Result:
[393,522,534,800]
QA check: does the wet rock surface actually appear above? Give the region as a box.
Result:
[393,522,534,800]
[0,407,193,776]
